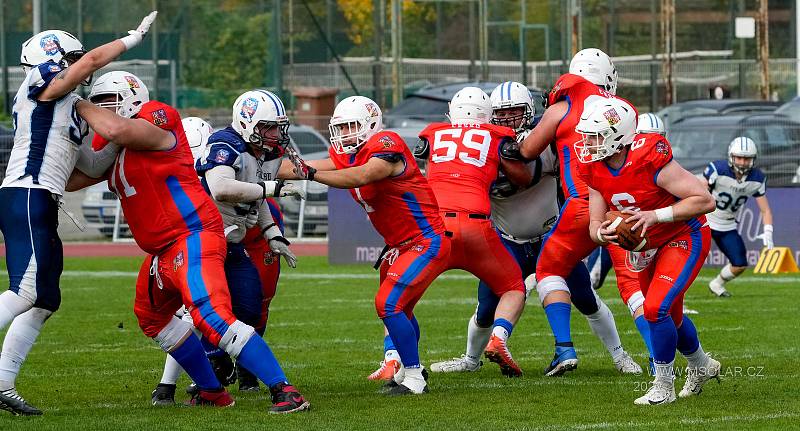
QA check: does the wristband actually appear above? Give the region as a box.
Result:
[654,206,674,223]
[764,224,774,233]
[260,223,277,237]
[307,166,316,182]
[273,179,285,197]
[270,235,291,246]
[119,33,142,50]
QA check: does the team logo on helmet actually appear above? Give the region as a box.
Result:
[365,102,379,118]
[124,75,140,89]
[151,109,168,126]
[603,108,621,126]
[173,251,185,271]
[240,97,259,123]
[40,34,60,56]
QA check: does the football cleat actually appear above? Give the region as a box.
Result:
[151,383,176,406]
[484,335,523,377]
[269,383,310,414]
[708,279,731,297]
[683,306,700,315]
[209,355,237,386]
[378,367,428,394]
[634,379,676,405]
[367,359,400,381]
[187,387,235,407]
[237,366,260,392]
[0,387,42,416]
[544,345,578,377]
[430,355,482,373]
[679,356,721,398]
[384,382,428,396]
[614,352,644,375]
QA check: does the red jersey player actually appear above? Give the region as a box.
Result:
[518,48,630,376]
[416,86,528,377]
[73,73,309,413]
[289,95,450,395]
[575,97,721,405]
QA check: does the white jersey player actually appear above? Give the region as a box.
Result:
[704,137,773,297]
[0,14,157,416]
[429,81,641,375]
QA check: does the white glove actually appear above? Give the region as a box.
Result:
[759,224,774,249]
[244,207,259,229]
[264,225,297,268]
[120,11,158,50]
[276,181,306,199]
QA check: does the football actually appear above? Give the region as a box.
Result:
[605,210,649,251]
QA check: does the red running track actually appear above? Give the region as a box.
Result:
[0,241,328,258]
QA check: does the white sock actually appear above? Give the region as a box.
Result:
[491,325,509,341]
[0,307,51,390]
[718,264,737,284]
[585,299,625,361]
[683,344,710,369]
[465,315,491,364]
[401,366,426,393]
[160,355,184,385]
[0,291,34,331]
[654,360,674,383]
[385,349,400,363]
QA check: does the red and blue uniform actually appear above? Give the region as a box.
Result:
[329,131,450,320]
[577,134,710,325]
[419,122,524,297]
[112,101,236,346]
[536,73,630,283]
[242,198,284,332]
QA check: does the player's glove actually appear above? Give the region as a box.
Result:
[285,145,316,181]
[244,207,259,229]
[263,224,297,268]
[758,224,774,249]
[500,138,526,161]
[272,179,306,199]
[120,11,158,50]
[413,139,430,160]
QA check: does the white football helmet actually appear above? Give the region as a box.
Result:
[20,30,89,84]
[329,96,383,154]
[88,71,150,118]
[728,136,758,176]
[448,86,492,126]
[569,48,618,95]
[182,117,214,162]
[232,90,290,159]
[636,113,665,136]
[574,97,637,163]
[490,81,534,133]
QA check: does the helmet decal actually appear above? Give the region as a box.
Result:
[125,75,141,89]
[603,108,621,125]
[240,97,259,123]
[40,34,60,56]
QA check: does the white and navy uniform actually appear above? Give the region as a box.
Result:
[195,126,280,327]
[0,61,87,311]
[703,160,767,267]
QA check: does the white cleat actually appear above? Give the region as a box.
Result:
[634,379,676,406]
[430,355,482,373]
[614,352,644,375]
[708,279,731,297]
[683,306,700,315]
[679,356,722,398]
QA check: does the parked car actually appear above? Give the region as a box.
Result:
[656,99,782,130]
[0,125,14,180]
[81,124,330,238]
[667,113,800,186]
[775,96,800,123]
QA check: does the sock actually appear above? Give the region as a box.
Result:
[716,264,738,285]
[465,315,491,364]
[383,334,396,353]
[0,308,50,390]
[383,334,400,362]
[168,334,222,391]
[201,336,224,358]
[0,291,33,331]
[653,359,675,383]
[585,300,624,361]
[676,317,708,368]
[401,366,426,393]
[382,314,421,368]
[409,314,421,344]
[544,302,572,345]
[491,318,514,341]
[648,315,678,365]
[634,315,655,358]
[236,336,288,388]
[160,355,184,385]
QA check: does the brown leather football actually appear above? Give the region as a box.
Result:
[605,210,649,252]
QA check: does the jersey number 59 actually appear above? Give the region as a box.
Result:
[431,129,491,168]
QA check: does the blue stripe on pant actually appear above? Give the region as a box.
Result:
[0,187,62,311]
[186,232,231,338]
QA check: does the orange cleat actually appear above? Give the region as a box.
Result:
[367,359,400,381]
[484,335,523,377]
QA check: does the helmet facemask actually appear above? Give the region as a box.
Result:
[329,118,372,154]
[729,154,755,176]
[491,104,532,134]
[574,128,622,163]
[249,119,290,160]
[90,89,145,118]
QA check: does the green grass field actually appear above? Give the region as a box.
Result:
[0,256,798,430]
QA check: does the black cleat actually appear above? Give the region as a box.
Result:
[209,355,237,386]
[0,387,42,416]
[268,383,310,414]
[237,366,260,392]
[384,383,428,396]
[151,383,176,406]
[186,383,199,397]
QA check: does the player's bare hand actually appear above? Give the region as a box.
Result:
[597,219,618,244]
[623,209,657,238]
[285,146,316,181]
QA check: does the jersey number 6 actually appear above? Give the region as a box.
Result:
[431,128,491,168]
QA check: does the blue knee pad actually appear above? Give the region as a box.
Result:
[711,229,748,267]
[566,262,599,315]
[224,243,264,327]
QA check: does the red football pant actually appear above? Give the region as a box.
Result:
[536,197,597,281]
[242,227,280,332]
[635,227,710,326]
[134,231,237,346]
[376,233,451,319]
[442,212,524,295]
[606,244,646,311]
